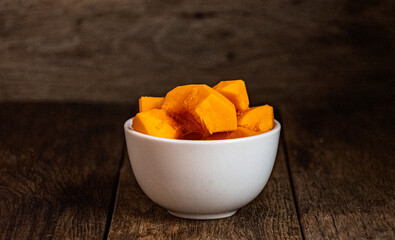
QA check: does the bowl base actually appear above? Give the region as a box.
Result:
[168,210,237,220]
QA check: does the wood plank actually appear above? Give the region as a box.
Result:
[0,103,131,239]
[1,0,393,103]
[107,141,302,239]
[281,92,395,239]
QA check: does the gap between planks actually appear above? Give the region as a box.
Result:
[103,143,126,240]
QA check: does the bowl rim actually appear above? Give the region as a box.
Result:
[124,118,281,144]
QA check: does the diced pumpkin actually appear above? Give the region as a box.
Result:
[204,131,229,140]
[205,127,260,140]
[139,96,164,112]
[237,105,274,133]
[162,84,237,135]
[213,80,249,112]
[132,109,182,139]
[182,132,204,140]
[228,127,261,138]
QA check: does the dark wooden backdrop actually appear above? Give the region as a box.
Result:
[1,0,393,104]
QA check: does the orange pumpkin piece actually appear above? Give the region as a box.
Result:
[228,127,261,139]
[182,132,204,140]
[162,84,237,135]
[132,109,182,139]
[213,80,249,112]
[139,96,164,112]
[237,105,274,133]
[205,127,260,140]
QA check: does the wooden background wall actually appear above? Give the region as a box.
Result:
[0,0,394,103]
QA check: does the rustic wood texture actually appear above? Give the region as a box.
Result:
[1,0,394,103]
[1,99,394,238]
[107,141,302,239]
[281,91,395,239]
[0,103,130,239]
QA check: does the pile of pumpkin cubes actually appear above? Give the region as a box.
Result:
[132,80,274,140]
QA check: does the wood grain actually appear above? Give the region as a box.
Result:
[281,91,395,239]
[0,103,131,239]
[0,0,394,103]
[107,141,302,239]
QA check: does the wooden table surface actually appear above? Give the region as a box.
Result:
[1,89,394,239]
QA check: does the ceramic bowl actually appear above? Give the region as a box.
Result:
[124,118,281,220]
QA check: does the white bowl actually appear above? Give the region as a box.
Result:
[124,118,281,220]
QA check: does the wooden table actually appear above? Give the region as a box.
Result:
[1,90,393,239]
